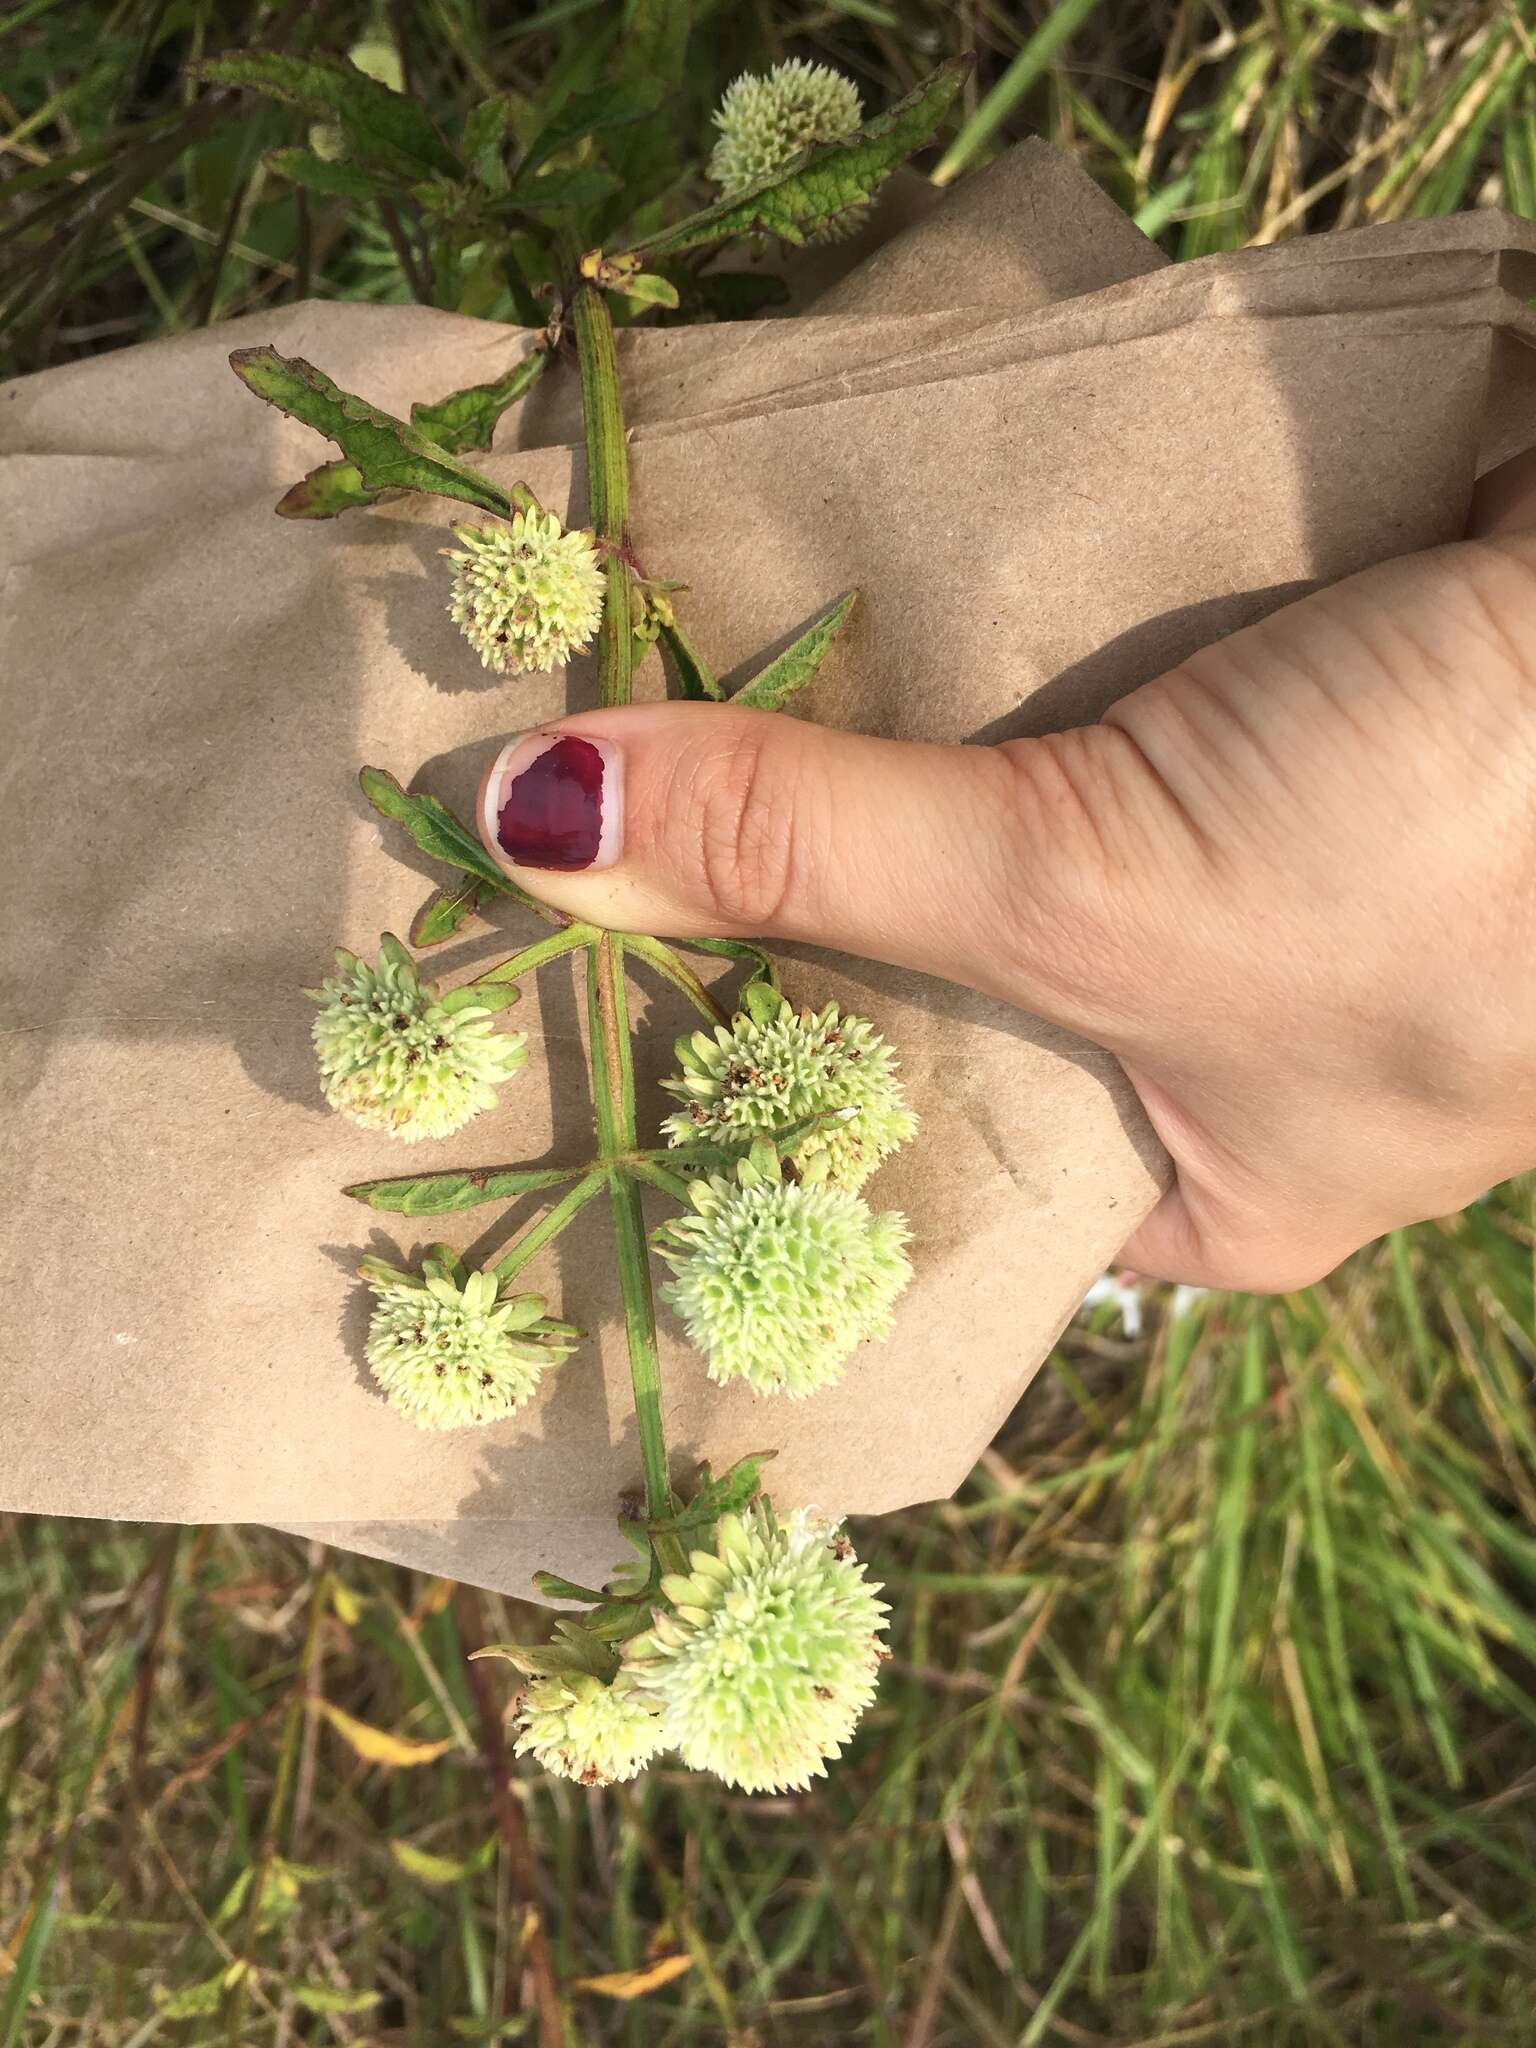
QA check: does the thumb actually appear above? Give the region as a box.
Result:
[475,704,1150,1036]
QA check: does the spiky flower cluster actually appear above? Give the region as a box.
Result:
[445,507,605,674]
[311,937,525,1141]
[709,62,864,234]
[365,1260,575,1430]
[622,1507,889,1792]
[662,988,916,1190]
[654,1165,911,1397]
[512,1671,666,1786]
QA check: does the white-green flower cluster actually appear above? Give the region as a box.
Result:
[655,1165,911,1397]
[709,62,864,234]
[365,1261,574,1430]
[311,937,525,1142]
[663,987,916,1191]
[512,1671,666,1786]
[623,1506,889,1793]
[445,506,605,674]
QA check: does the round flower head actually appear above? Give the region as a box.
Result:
[662,986,916,1190]
[654,1166,911,1397]
[311,936,525,1141]
[624,1506,888,1793]
[512,1671,666,1786]
[445,506,605,674]
[709,61,864,232]
[365,1259,575,1430]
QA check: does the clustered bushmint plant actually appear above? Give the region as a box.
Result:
[221,45,968,1795]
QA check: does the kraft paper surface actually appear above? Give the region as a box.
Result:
[4,144,1534,1594]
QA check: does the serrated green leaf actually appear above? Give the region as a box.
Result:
[409,345,549,454]
[532,1571,612,1605]
[658,618,722,701]
[358,768,512,889]
[461,93,517,193]
[275,457,394,521]
[265,147,385,202]
[518,79,664,179]
[197,53,460,181]
[292,1984,383,2015]
[506,164,621,217]
[272,352,546,522]
[345,1164,583,1215]
[649,1452,776,1535]
[471,1636,614,1680]
[733,590,858,711]
[584,1601,653,1644]
[411,875,488,947]
[625,57,967,260]
[231,349,510,516]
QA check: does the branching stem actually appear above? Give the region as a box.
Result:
[569,273,676,1529]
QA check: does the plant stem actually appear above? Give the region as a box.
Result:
[587,935,672,1522]
[567,274,680,1531]
[474,922,597,984]
[569,272,632,710]
[625,932,730,1026]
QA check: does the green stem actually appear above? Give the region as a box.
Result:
[625,933,730,1027]
[567,275,680,1538]
[492,1169,606,1289]
[569,273,632,709]
[627,1158,693,1204]
[587,936,672,1523]
[473,922,597,984]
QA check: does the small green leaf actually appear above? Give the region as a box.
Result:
[409,345,549,454]
[345,1164,584,1215]
[460,92,517,192]
[471,1631,615,1680]
[583,1601,653,1644]
[438,981,521,1016]
[411,875,488,947]
[358,768,511,890]
[265,147,387,202]
[734,591,858,711]
[156,1975,226,2019]
[650,1452,776,1536]
[275,457,393,521]
[391,1836,497,1887]
[616,271,679,310]
[625,58,968,260]
[532,1571,612,1606]
[231,349,510,516]
[292,1984,383,2015]
[658,618,722,701]
[197,53,460,181]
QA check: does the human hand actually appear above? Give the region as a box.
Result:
[477,459,1536,1292]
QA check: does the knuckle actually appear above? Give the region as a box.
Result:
[683,724,798,930]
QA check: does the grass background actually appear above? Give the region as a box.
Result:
[4,2,1536,2041]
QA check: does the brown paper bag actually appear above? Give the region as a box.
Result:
[4,147,1534,1596]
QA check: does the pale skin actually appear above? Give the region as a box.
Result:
[479,450,1536,1294]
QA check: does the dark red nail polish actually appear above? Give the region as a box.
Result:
[495,735,605,870]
